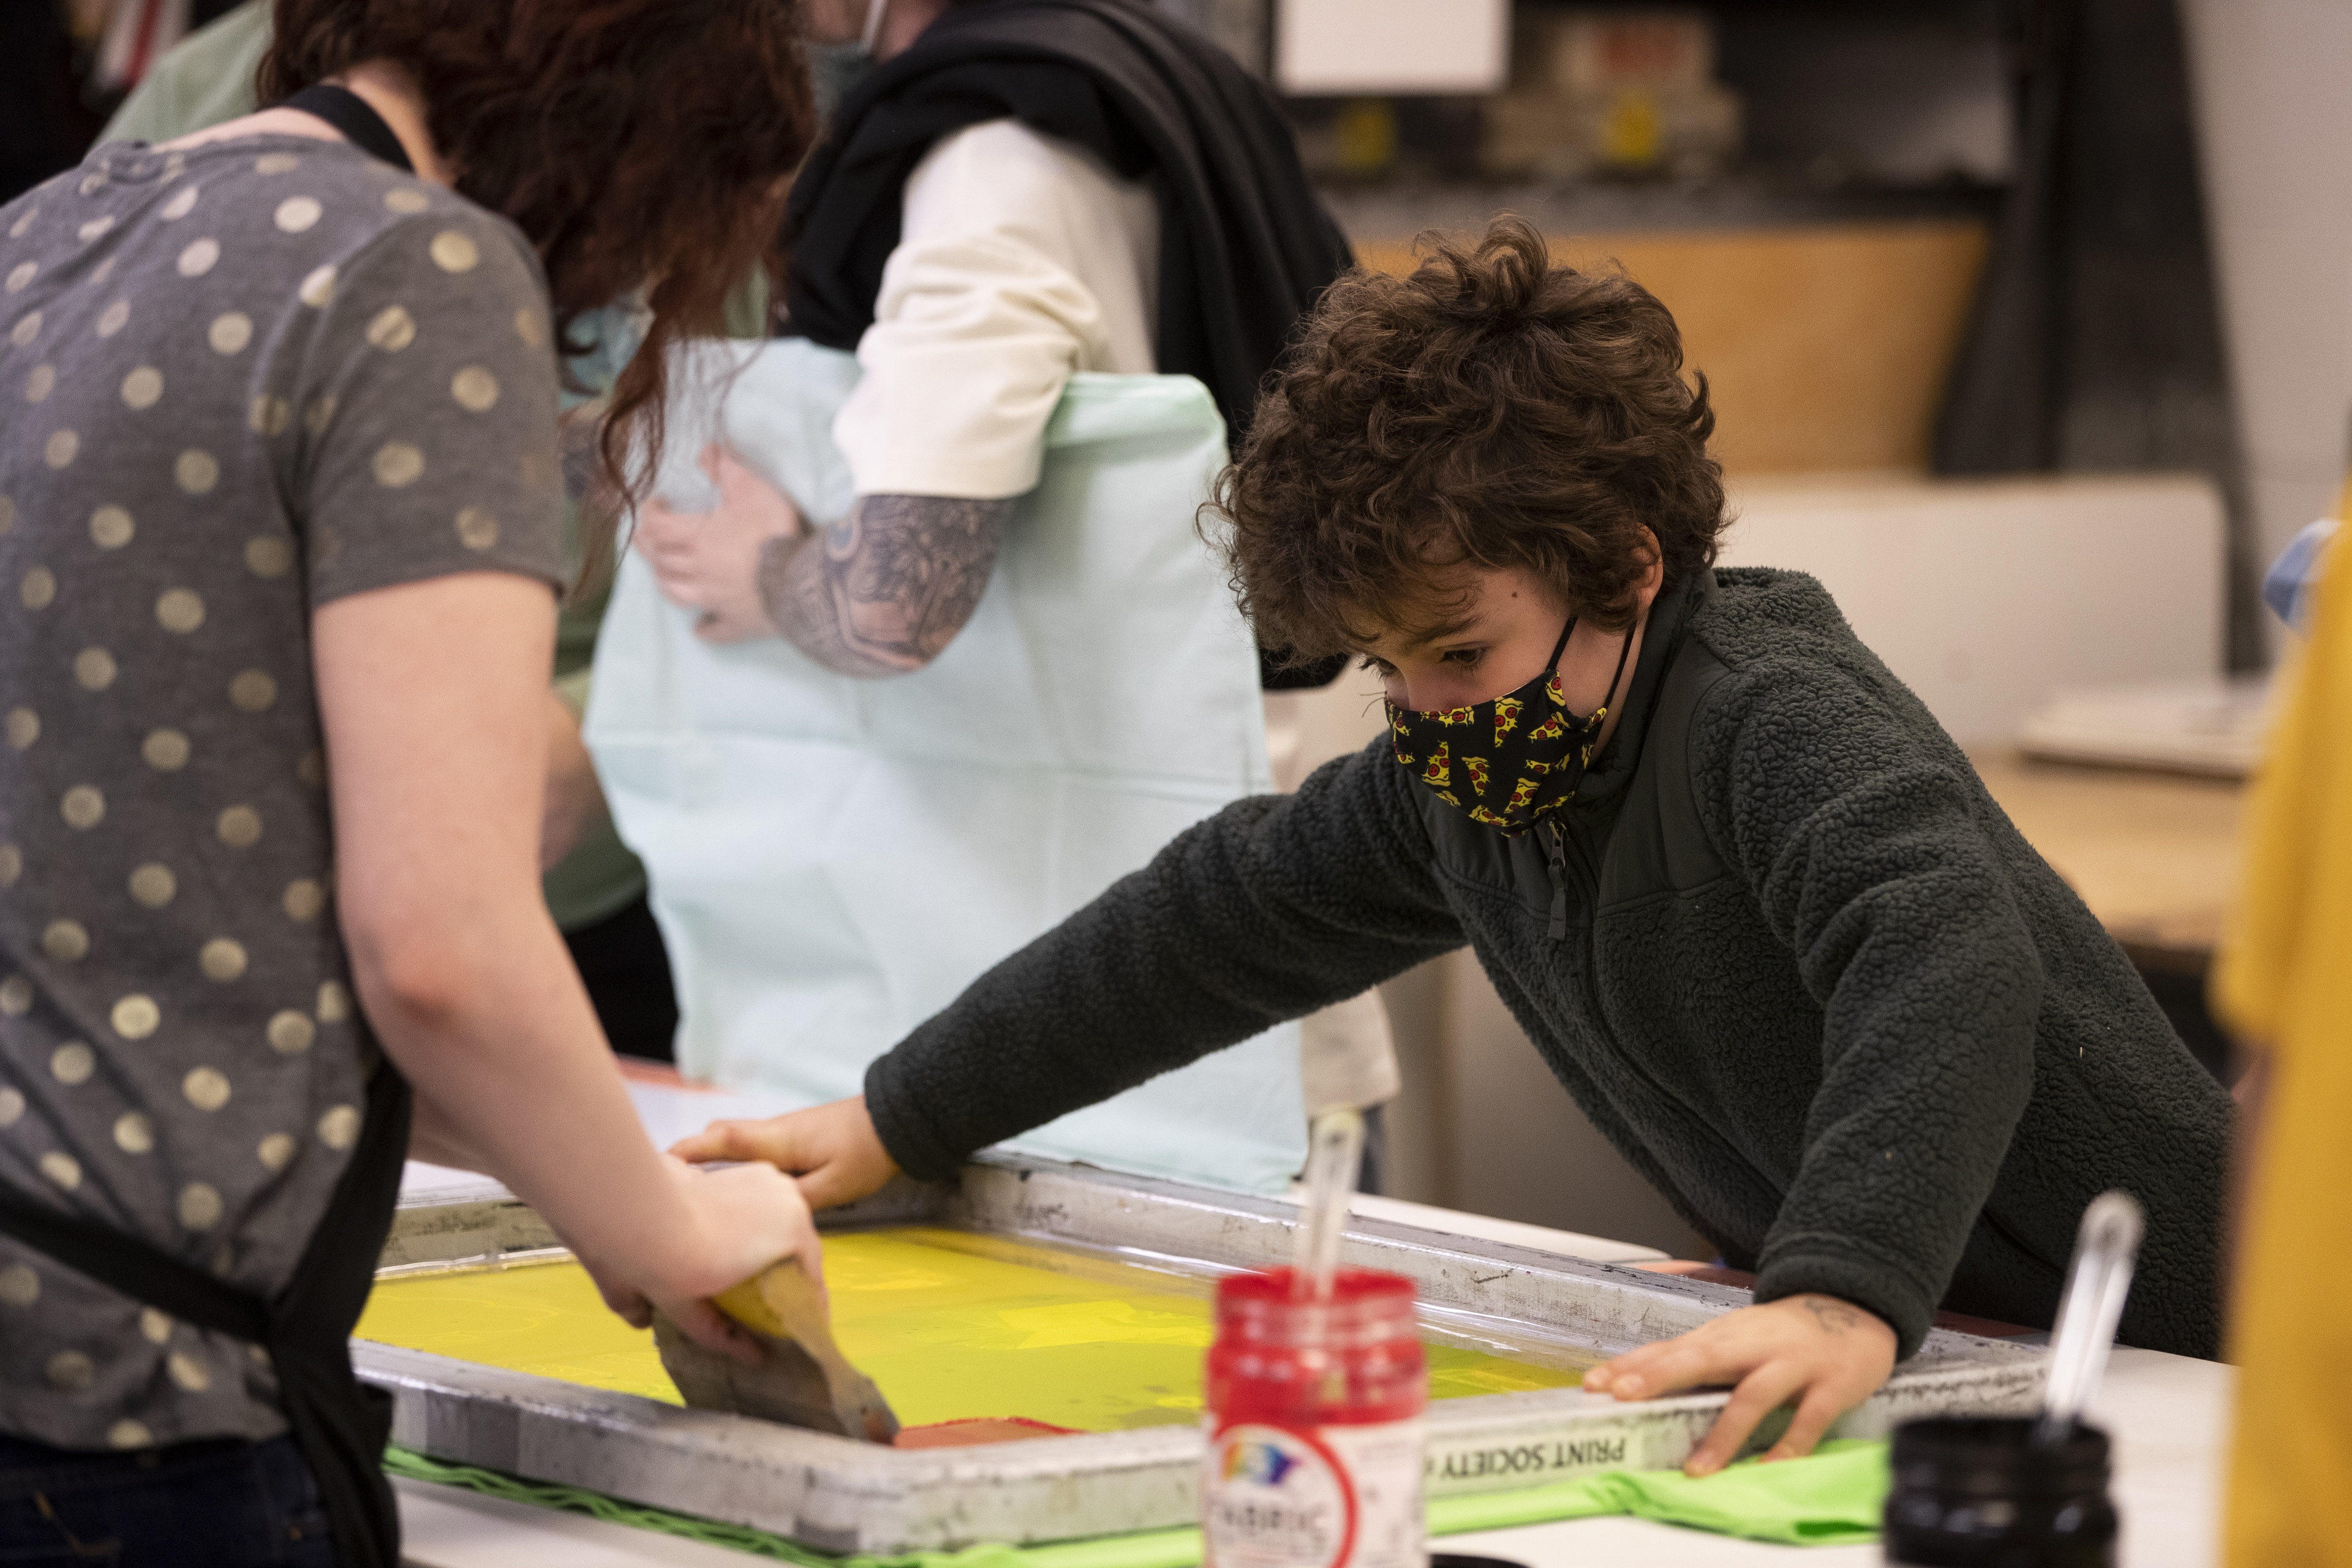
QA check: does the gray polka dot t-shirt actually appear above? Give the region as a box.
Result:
[0,135,564,1451]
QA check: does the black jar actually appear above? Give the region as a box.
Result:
[1883,1417,2118,1567]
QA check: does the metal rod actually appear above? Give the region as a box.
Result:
[2032,1189,2146,1446]
[1293,1107,1364,1302]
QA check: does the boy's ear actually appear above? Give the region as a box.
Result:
[1637,529,1665,593]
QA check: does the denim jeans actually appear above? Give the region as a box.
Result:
[0,1432,339,1566]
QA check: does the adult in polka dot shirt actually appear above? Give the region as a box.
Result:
[0,2,819,1559]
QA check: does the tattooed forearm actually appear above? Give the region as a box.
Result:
[755,494,1013,677]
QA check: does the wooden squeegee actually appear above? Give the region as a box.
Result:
[655,1257,901,1444]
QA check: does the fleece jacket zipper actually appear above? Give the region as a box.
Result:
[1541,821,1570,941]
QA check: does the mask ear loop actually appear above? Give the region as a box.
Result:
[1587,619,1638,723]
[861,0,892,53]
[1544,616,1578,677]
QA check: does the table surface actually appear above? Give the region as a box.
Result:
[394,1327,2233,1567]
[1969,748,2247,963]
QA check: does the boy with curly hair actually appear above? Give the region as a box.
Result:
[682,217,2230,1468]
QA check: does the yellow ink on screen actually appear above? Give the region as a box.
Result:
[356,1226,1585,1433]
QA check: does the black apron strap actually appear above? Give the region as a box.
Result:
[0,1188,268,1343]
[0,1058,412,1568]
[277,83,416,174]
[268,1053,413,1568]
[268,1057,413,1568]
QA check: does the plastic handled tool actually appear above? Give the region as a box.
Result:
[656,1256,900,1444]
[2031,1190,2146,1447]
[1293,1107,1366,1303]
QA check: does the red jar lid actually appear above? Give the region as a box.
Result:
[1218,1267,1414,1308]
[1215,1268,1417,1343]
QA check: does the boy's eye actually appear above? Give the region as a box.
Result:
[1439,648,1483,668]
[1358,655,1395,676]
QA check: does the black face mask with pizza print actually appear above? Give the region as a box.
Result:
[1384,617,1635,836]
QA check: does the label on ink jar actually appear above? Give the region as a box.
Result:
[1203,1419,1425,1568]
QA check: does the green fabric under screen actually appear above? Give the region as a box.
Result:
[385,1437,1887,1558]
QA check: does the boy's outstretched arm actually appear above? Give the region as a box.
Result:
[680,742,1463,1187]
[1709,664,2043,1348]
[1590,660,2044,1470]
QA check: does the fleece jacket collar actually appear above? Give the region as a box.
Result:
[1572,566,1714,805]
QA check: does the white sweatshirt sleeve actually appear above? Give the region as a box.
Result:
[831,118,1159,500]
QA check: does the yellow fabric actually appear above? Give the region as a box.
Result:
[357,1227,1583,1433]
[2212,532,2352,1566]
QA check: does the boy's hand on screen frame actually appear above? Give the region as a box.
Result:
[672,1094,902,1212]
[1582,1293,1896,1476]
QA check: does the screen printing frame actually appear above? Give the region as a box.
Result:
[364,1153,2043,1552]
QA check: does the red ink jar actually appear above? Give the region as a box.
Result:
[1202,1268,1428,1568]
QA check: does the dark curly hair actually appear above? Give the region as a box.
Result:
[261,0,816,530]
[1208,215,1725,658]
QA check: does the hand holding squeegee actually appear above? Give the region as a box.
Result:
[657,1256,901,1444]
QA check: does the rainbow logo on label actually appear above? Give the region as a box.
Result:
[1222,1439,1302,1487]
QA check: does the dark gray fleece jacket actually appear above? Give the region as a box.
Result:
[866,567,2230,1360]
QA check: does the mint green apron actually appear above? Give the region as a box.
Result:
[586,340,1305,1193]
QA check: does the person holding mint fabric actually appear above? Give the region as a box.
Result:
[611,0,1401,1180]
[680,219,2230,1474]
[631,0,1357,671]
